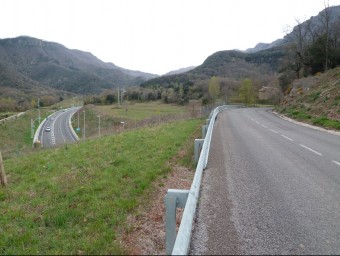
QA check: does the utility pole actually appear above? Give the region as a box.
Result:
[118,87,120,105]
[38,98,41,124]
[83,111,86,140]
[31,119,34,139]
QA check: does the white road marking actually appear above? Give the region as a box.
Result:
[261,125,268,128]
[59,114,67,143]
[270,129,279,134]
[300,144,323,156]
[51,115,58,145]
[256,121,260,124]
[281,135,294,141]
[332,161,340,166]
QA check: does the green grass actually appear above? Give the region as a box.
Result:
[0,108,53,159]
[2,101,198,156]
[308,91,321,102]
[72,102,192,139]
[276,106,340,131]
[286,109,312,120]
[0,118,201,254]
[312,116,340,130]
[98,102,188,121]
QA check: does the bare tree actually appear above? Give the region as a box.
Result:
[319,0,332,71]
[305,17,319,44]
[283,18,311,78]
[331,16,340,48]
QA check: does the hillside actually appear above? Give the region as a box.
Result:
[140,5,340,104]
[140,48,284,102]
[276,67,340,130]
[246,5,340,53]
[0,60,71,110]
[141,48,283,86]
[0,36,157,109]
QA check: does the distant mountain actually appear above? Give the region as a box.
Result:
[246,5,340,53]
[164,66,196,76]
[0,36,158,97]
[141,47,284,89]
[245,39,283,53]
[141,5,340,97]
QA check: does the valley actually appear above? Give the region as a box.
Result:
[1,3,340,255]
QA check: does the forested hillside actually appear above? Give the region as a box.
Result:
[1,5,340,111]
[140,5,340,105]
[0,36,157,111]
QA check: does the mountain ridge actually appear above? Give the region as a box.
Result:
[0,36,157,88]
[0,36,158,109]
[1,5,340,111]
[141,5,340,102]
[246,5,340,53]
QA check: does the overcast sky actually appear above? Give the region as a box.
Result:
[2,0,340,75]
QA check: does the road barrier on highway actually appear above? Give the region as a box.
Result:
[0,112,25,124]
[164,105,231,255]
[32,107,81,146]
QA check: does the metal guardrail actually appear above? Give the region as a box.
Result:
[68,107,81,141]
[164,105,231,255]
[0,112,25,124]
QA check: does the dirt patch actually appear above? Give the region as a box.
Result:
[121,164,194,255]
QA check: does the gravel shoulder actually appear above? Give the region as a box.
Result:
[190,112,241,255]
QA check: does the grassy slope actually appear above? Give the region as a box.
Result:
[72,102,191,139]
[0,108,53,159]
[0,100,191,158]
[98,102,188,121]
[0,119,201,254]
[276,67,340,130]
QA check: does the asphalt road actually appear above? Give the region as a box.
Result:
[190,108,340,255]
[39,107,80,148]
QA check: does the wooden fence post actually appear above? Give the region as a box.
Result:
[0,150,7,186]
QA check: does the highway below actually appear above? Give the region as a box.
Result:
[190,108,340,255]
[38,107,80,148]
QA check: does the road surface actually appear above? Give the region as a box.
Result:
[39,107,80,148]
[190,108,340,255]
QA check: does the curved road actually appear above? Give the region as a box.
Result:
[39,107,80,148]
[190,108,340,255]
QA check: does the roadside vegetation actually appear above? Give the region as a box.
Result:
[0,118,201,254]
[0,100,207,254]
[71,101,204,139]
[275,67,340,131]
[0,100,204,158]
[0,108,53,159]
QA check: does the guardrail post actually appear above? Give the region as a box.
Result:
[165,189,189,255]
[194,139,204,163]
[164,105,231,255]
[165,193,176,255]
[202,125,208,139]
